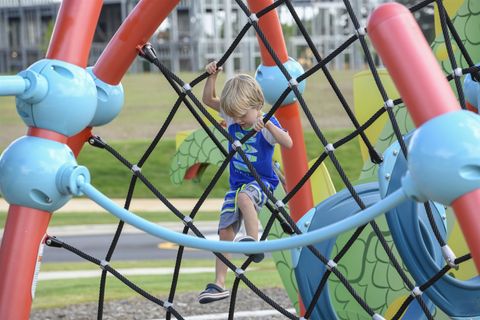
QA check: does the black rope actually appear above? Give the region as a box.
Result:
[435,0,466,109]
[92,132,299,318]
[45,236,185,320]
[284,0,382,165]
[391,254,472,320]
[443,7,479,82]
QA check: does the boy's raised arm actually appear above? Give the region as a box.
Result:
[202,61,222,112]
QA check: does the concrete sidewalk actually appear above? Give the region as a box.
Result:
[0,198,223,213]
[44,220,219,236]
[0,198,222,237]
[38,267,217,281]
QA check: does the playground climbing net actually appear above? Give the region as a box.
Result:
[44,0,479,319]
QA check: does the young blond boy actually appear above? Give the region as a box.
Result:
[198,61,292,304]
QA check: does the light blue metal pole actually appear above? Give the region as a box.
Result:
[0,75,30,96]
[79,177,408,254]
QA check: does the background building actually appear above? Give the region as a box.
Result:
[0,0,403,74]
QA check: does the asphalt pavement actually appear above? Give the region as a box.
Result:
[43,221,221,263]
[0,198,267,268]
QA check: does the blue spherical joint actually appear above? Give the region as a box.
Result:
[464,72,480,111]
[57,164,91,196]
[86,67,124,127]
[255,57,306,107]
[403,110,480,205]
[0,136,78,212]
[16,59,97,137]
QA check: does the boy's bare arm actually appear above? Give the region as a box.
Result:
[202,61,222,112]
[265,121,293,149]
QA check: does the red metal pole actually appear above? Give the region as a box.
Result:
[93,0,181,85]
[67,127,93,157]
[368,3,480,273]
[0,207,51,320]
[368,3,457,126]
[246,0,313,223]
[0,1,102,319]
[46,0,103,68]
[246,1,312,315]
[68,0,180,156]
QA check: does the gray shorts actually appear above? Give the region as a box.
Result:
[218,181,271,233]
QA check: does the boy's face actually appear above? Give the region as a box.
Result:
[234,108,260,129]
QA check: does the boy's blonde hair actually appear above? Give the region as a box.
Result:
[220,74,264,118]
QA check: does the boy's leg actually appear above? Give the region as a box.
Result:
[237,181,270,240]
[215,225,236,288]
[237,192,259,240]
[236,181,269,263]
[199,189,241,304]
[198,225,235,304]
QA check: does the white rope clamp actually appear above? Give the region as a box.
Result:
[182,83,192,93]
[235,268,245,278]
[232,140,242,150]
[384,99,394,109]
[131,164,141,174]
[356,27,366,36]
[248,13,259,24]
[326,260,337,271]
[100,259,109,270]
[441,245,458,269]
[275,200,285,209]
[325,143,335,153]
[183,216,193,226]
[372,314,385,320]
[163,301,173,310]
[288,78,299,88]
[452,68,463,77]
[411,286,423,297]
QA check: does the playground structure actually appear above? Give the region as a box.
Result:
[1,0,480,319]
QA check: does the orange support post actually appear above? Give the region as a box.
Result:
[67,127,93,157]
[46,0,103,68]
[246,0,313,223]
[68,0,180,154]
[93,0,181,85]
[246,1,313,315]
[0,1,102,319]
[0,207,51,320]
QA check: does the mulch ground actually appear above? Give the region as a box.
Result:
[30,287,295,320]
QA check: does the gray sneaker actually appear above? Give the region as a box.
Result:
[198,283,229,304]
[236,235,265,263]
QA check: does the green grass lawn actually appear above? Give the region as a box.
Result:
[33,259,283,309]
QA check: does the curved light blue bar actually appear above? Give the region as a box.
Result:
[0,75,29,96]
[80,179,408,254]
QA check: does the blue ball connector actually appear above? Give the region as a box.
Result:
[403,110,480,205]
[256,57,306,106]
